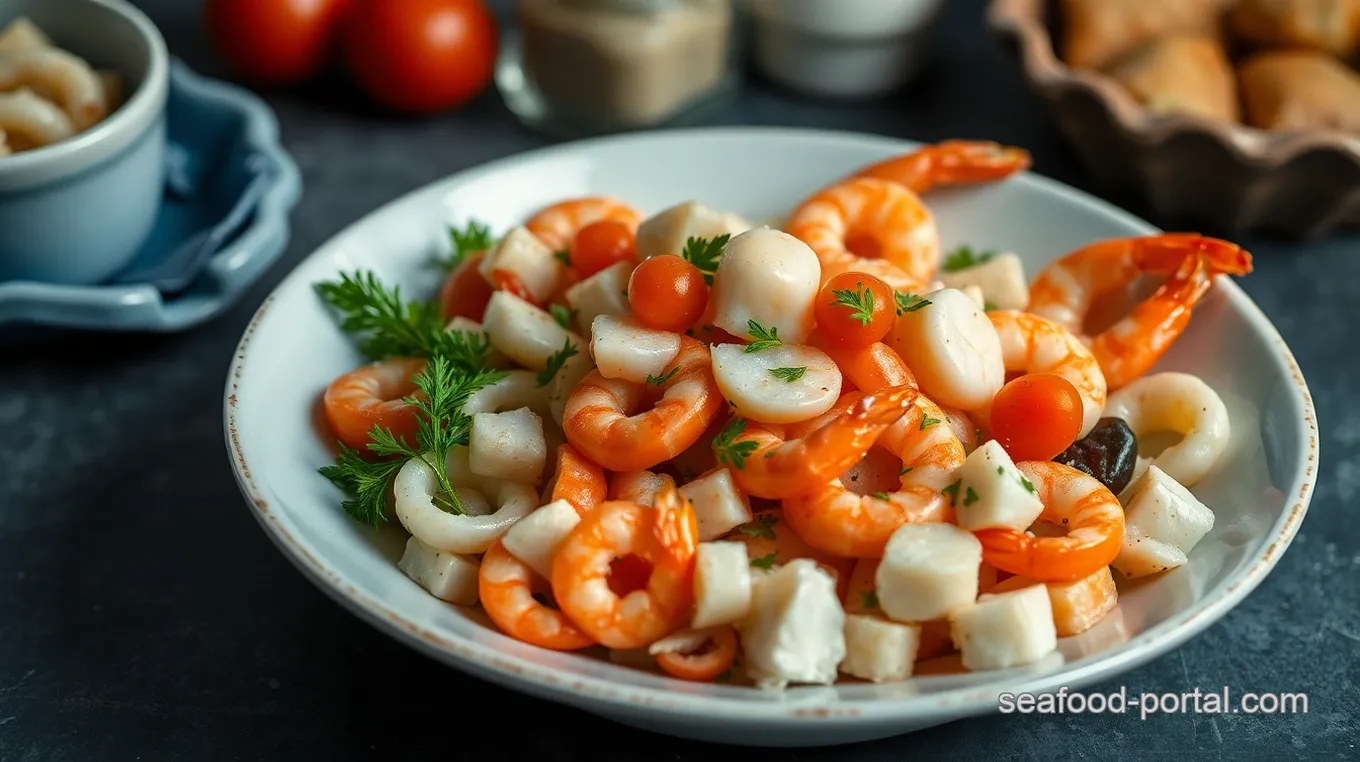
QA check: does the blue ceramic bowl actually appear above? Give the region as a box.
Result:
[0,0,170,285]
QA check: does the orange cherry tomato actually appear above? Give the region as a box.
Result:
[814,272,895,347]
[655,626,740,683]
[439,252,493,320]
[342,0,497,114]
[322,358,426,450]
[627,255,708,332]
[204,0,353,85]
[989,374,1083,462]
[570,220,637,277]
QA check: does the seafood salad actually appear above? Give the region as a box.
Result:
[0,17,122,157]
[313,140,1252,689]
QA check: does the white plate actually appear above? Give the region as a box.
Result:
[223,128,1317,747]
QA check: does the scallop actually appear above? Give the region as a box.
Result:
[710,228,820,345]
[886,288,1004,411]
[710,343,841,424]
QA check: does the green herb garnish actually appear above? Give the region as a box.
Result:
[745,320,783,352]
[829,281,877,326]
[681,234,730,285]
[737,514,778,540]
[646,367,680,386]
[536,339,580,388]
[713,417,759,471]
[437,220,495,270]
[942,245,995,273]
[768,366,807,383]
[894,291,932,315]
[750,553,778,571]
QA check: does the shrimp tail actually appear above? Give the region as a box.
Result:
[856,140,1032,193]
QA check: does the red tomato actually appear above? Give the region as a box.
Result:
[627,256,708,332]
[342,0,497,113]
[204,0,352,85]
[989,374,1084,462]
[570,220,637,277]
[439,252,493,320]
[814,272,895,347]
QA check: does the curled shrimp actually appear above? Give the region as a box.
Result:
[650,626,740,682]
[973,461,1125,583]
[0,86,73,153]
[322,357,425,450]
[524,197,642,252]
[785,177,938,288]
[878,392,968,491]
[608,470,669,506]
[782,480,950,559]
[807,332,916,393]
[479,540,595,651]
[853,140,1032,194]
[543,443,607,515]
[551,485,699,650]
[723,386,917,499]
[986,310,1107,438]
[564,336,724,471]
[1027,234,1253,390]
[0,47,108,130]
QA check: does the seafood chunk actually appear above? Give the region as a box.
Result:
[398,537,481,605]
[840,614,921,683]
[949,584,1057,671]
[501,499,580,580]
[741,559,846,690]
[876,523,982,622]
[589,315,681,383]
[691,541,753,628]
[470,407,547,484]
[710,228,821,345]
[953,441,1045,531]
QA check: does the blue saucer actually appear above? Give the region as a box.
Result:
[0,59,302,332]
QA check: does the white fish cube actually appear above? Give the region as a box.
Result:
[950,584,1057,671]
[938,252,1029,311]
[397,537,481,605]
[692,541,752,628]
[482,291,584,371]
[590,315,682,383]
[477,226,566,304]
[679,469,754,541]
[954,441,1045,531]
[1122,465,1215,554]
[500,499,580,580]
[876,523,982,622]
[1113,525,1188,579]
[840,615,921,683]
[635,200,753,260]
[469,407,546,484]
[565,261,632,335]
[741,559,846,690]
[547,351,595,428]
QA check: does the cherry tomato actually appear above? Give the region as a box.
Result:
[439,252,493,320]
[814,272,895,347]
[989,374,1084,462]
[342,0,497,114]
[655,626,739,683]
[627,256,708,332]
[570,220,637,277]
[204,0,352,85]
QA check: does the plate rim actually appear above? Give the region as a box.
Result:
[222,126,1318,729]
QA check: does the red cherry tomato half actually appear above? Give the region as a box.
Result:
[814,272,896,347]
[204,0,353,85]
[342,0,497,114]
[627,256,708,333]
[439,252,493,320]
[570,220,637,278]
[989,374,1084,462]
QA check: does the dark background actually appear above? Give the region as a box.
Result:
[2,0,1357,759]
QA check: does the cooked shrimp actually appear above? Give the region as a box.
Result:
[322,357,425,450]
[986,310,1107,438]
[723,509,855,596]
[0,86,73,153]
[551,485,699,649]
[0,18,51,54]
[973,461,1125,583]
[0,48,108,130]
[990,565,1118,637]
[543,443,607,515]
[609,470,670,506]
[650,626,740,682]
[564,337,725,471]
[782,480,950,559]
[479,540,596,651]
[878,392,968,491]
[723,386,916,499]
[1103,372,1230,487]
[854,140,1032,194]
[807,333,916,393]
[1027,234,1252,390]
[785,177,939,288]
[524,197,642,252]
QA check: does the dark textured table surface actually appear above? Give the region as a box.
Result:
[2,1,1357,759]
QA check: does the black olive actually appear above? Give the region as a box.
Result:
[1053,417,1138,495]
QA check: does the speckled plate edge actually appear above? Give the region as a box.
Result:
[0,60,302,332]
[223,128,1317,744]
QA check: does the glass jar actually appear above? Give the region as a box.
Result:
[497,0,739,139]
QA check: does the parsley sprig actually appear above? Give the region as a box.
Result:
[768,366,807,383]
[737,514,777,540]
[681,234,729,285]
[713,417,759,470]
[744,320,782,353]
[437,220,495,271]
[549,304,578,330]
[894,291,932,315]
[942,245,995,273]
[829,281,877,326]
[646,367,680,386]
[537,339,580,388]
[319,356,505,526]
